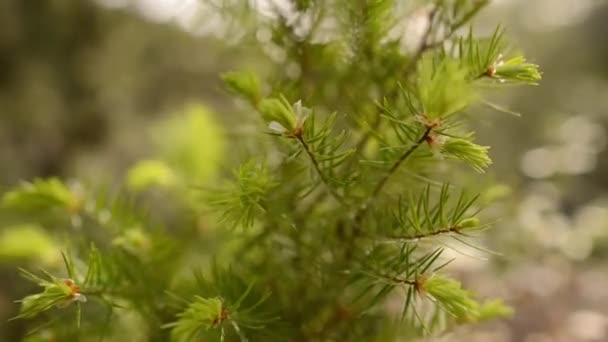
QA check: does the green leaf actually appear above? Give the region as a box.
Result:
[127,159,177,191]
[0,224,57,263]
[2,178,80,213]
[150,104,225,183]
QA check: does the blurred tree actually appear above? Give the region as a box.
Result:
[0,0,249,184]
[0,0,108,180]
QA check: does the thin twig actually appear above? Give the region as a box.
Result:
[379,225,462,242]
[354,126,433,224]
[296,135,344,204]
[382,274,418,286]
[421,8,477,53]
[401,6,440,76]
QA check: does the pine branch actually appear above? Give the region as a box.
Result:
[381,225,463,242]
[351,5,438,155]
[354,126,433,223]
[402,0,490,76]
[377,273,417,287]
[429,0,490,50]
[207,161,277,229]
[370,126,433,199]
[296,135,345,204]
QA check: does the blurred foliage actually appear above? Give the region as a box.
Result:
[148,104,225,183]
[127,103,225,192]
[0,225,58,264]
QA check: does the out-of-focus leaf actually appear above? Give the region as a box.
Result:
[0,224,58,264]
[222,70,261,105]
[2,178,80,213]
[127,159,177,191]
[150,104,225,184]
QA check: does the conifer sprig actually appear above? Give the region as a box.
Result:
[370,126,433,200]
[295,134,346,203]
[10,246,116,328]
[263,98,355,203]
[367,184,483,242]
[165,266,279,342]
[207,161,277,229]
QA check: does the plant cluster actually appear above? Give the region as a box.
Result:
[5,1,540,341]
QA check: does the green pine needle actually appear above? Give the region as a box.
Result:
[207,161,277,229]
[441,136,492,172]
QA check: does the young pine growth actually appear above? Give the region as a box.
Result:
[5,1,540,341]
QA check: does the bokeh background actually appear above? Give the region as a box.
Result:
[1,0,607,341]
